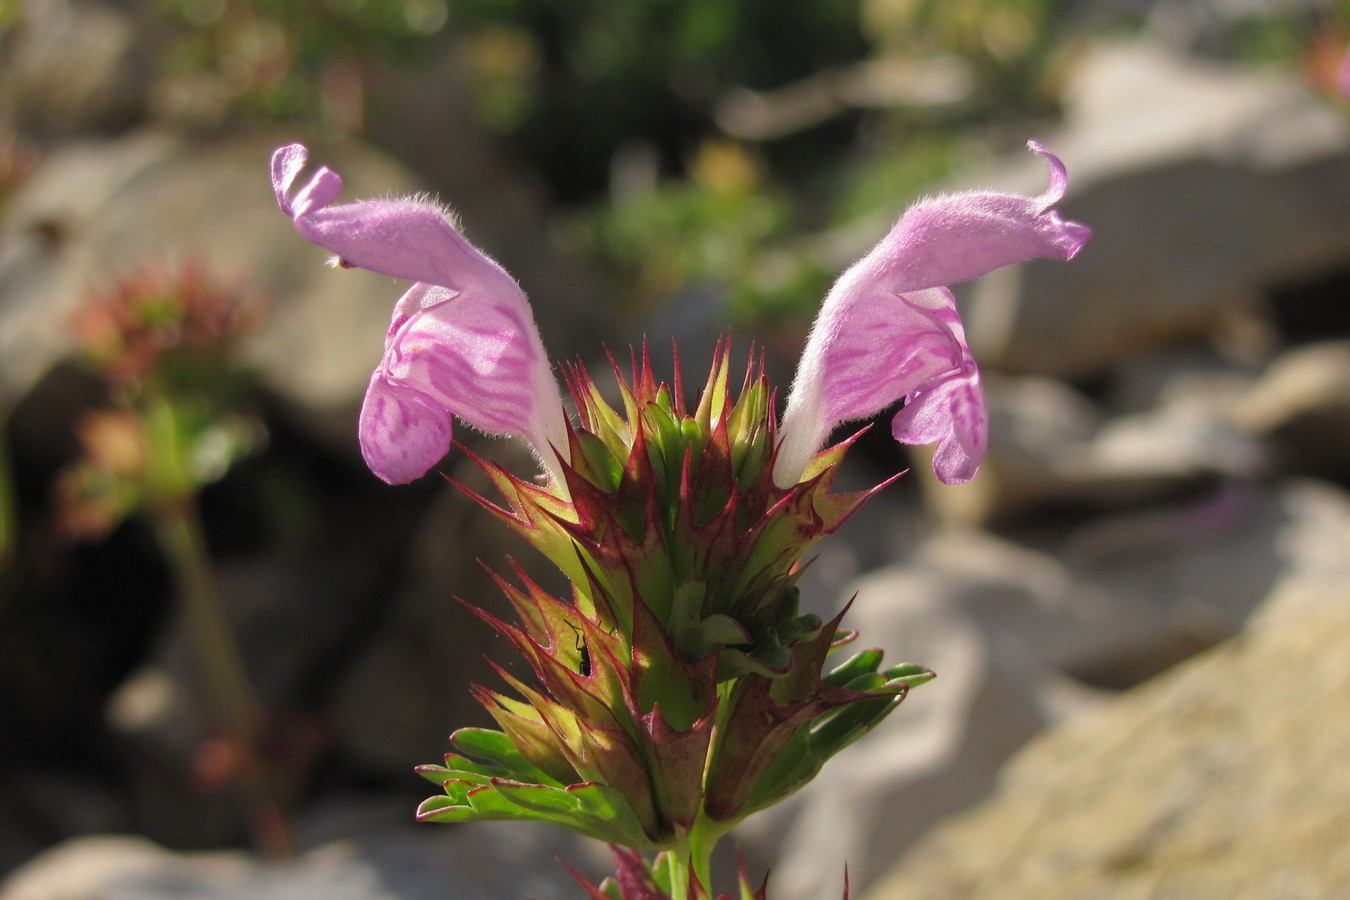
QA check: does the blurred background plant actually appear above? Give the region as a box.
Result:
[49,261,305,855]
[57,261,262,542]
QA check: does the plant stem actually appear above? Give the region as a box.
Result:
[156,498,258,748]
[688,814,730,895]
[152,495,292,857]
[668,846,692,900]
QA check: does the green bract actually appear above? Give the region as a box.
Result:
[416,343,933,850]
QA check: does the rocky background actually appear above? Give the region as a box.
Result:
[2,1,1349,898]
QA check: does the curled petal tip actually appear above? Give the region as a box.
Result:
[1027,139,1070,211]
[270,142,344,221]
[291,166,343,220]
[1028,141,1091,258]
[270,143,309,216]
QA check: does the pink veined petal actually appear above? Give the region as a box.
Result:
[384,282,452,350]
[359,371,453,485]
[271,143,570,487]
[774,142,1089,487]
[889,365,987,485]
[818,287,965,426]
[385,291,545,438]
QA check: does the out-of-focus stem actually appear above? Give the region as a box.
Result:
[152,493,293,857]
[154,497,257,750]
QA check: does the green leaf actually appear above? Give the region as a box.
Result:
[668,580,707,657]
[699,613,750,646]
[719,645,791,680]
[577,431,624,492]
[822,649,884,687]
[737,680,919,816]
[418,778,659,848]
[885,663,936,688]
[415,761,490,787]
[449,727,565,786]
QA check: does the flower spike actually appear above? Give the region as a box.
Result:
[774,141,1091,487]
[271,143,569,486]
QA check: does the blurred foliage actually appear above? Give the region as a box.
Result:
[832,131,963,225]
[142,0,1063,327]
[57,261,264,538]
[566,131,968,327]
[442,0,1078,328]
[78,0,1350,331]
[565,140,828,326]
[862,0,1074,115]
[448,0,870,201]
[155,0,447,127]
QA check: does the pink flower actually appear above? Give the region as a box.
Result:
[774,141,1091,486]
[271,144,568,486]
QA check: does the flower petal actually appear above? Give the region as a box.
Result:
[270,144,308,217]
[774,143,1089,486]
[866,142,1090,297]
[359,371,452,485]
[271,144,569,486]
[383,284,552,438]
[889,364,987,485]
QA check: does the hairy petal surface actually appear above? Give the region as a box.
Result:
[774,141,1090,486]
[271,143,568,485]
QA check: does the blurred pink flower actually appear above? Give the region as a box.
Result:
[271,143,568,485]
[773,141,1091,486]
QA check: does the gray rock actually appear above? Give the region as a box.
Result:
[745,478,1350,900]
[0,835,200,900]
[0,0,146,136]
[920,367,1266,526]
[863,590,1350,899]
[0,800,612,900]
[1234,339,1350,479]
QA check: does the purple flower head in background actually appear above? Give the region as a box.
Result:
[271,144,569,487]
[773,141,1092,487]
